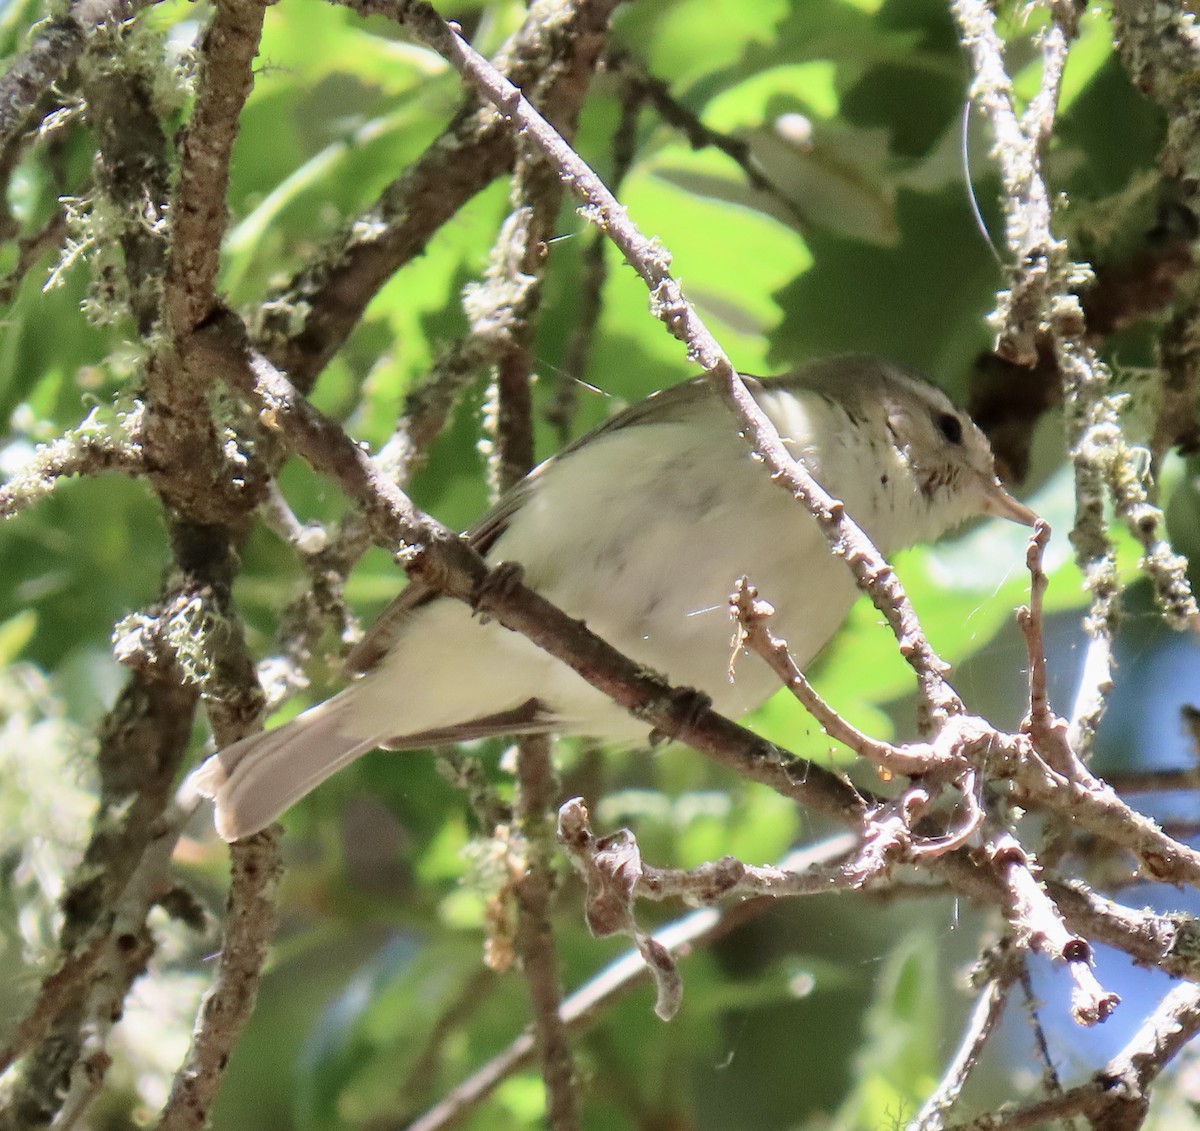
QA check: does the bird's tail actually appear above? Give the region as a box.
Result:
[186,691,377,842]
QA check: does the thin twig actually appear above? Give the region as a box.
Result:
[1017,964,1065,1100]
[635,844,861,903]
[1016,519,1086,780]
[729,578,957,777]
[606,50,810,229]
[730,577,985,863]
[155,830,282,1131]
[986,826,1118,1026]
[1017,521,1055,746]
[0,207,69,303]
[939,980,1200,1131]
[1101,766,1200,794]
[397,967,501,1110]
[908,956,1020,1131]
[257,479,322,550]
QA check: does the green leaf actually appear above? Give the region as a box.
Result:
[622,145,812,368]
[703,62,843,127]
[614,0,790,88]
[0,610,35,664]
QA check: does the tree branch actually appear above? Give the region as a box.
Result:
[163,0,267,335]
[986,826,1118,1026]
[0,0,155,148]
[403,833,859,1131]
[155,830,282,1131]
[0,408,145,519]
[939,980,1200,1131]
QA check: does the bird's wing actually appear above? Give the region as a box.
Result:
[342,375,736,676]
[378,697,549,750]
[342,477,537,675]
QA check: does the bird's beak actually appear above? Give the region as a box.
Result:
[980,476,1038,526]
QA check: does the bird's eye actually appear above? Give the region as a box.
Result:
[934,411,963,445]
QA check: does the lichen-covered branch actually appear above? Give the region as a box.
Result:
[155,830,282,1131]
[951,0,1071,365]
[730,577,959,777]
[0,406,144,519]
[163,0,267,335]
[0,0,155,148]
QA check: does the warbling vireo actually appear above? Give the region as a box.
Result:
[191,354,1036,840]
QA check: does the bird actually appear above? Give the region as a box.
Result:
[189,354,1037,841]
